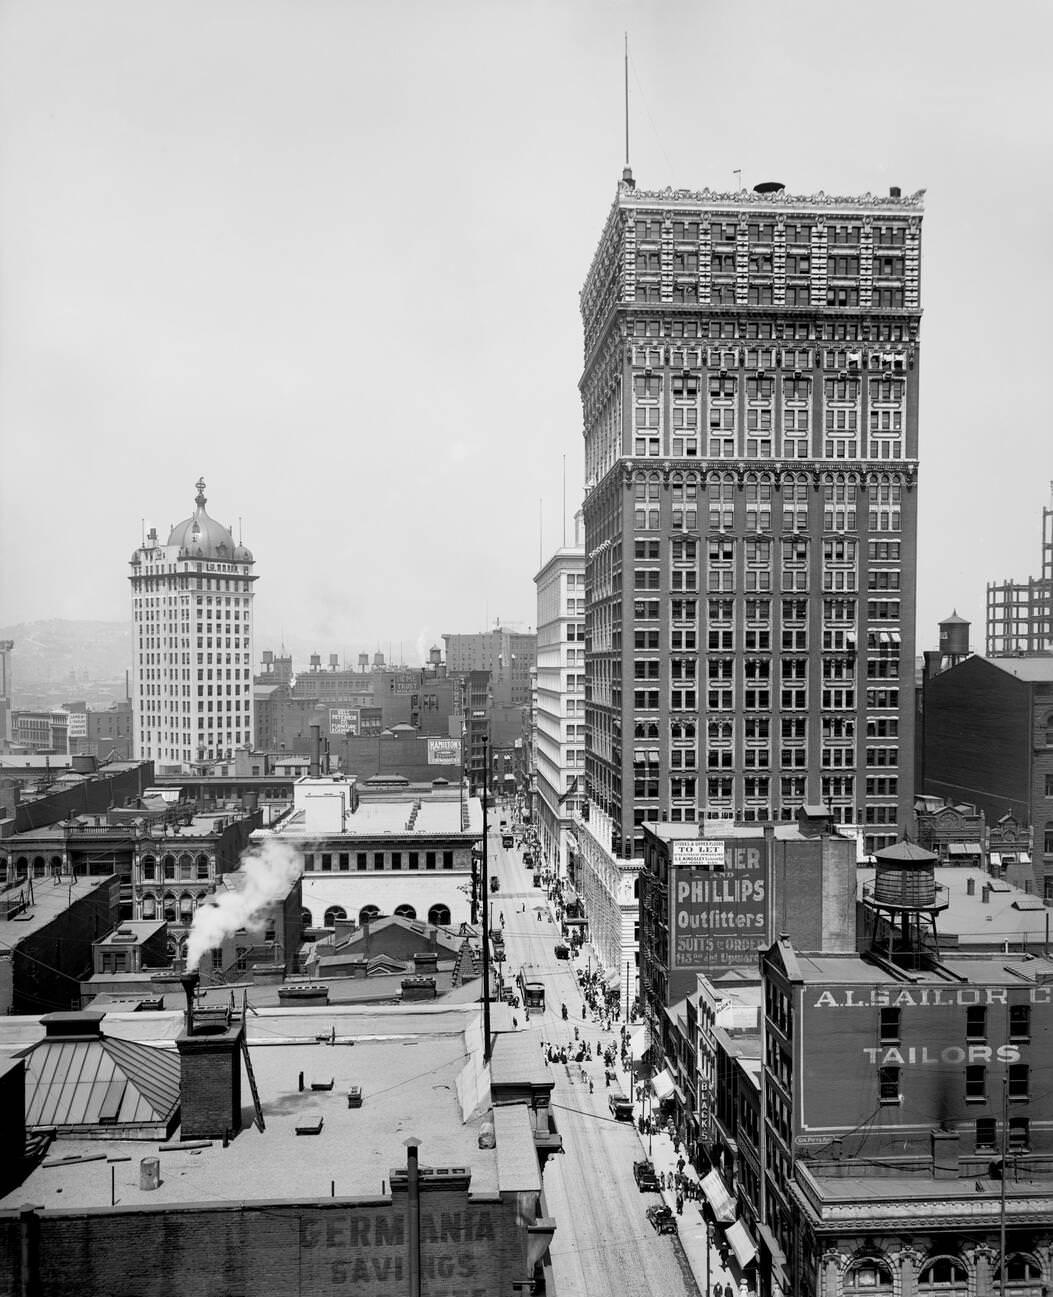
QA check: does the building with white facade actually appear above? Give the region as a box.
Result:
[572,802,642,1014]
[129,479,256,773]
[253,773,484,931]
[532,521,586,878]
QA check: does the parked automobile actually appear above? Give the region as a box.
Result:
[501,833,514,848]
[646,1205,677,1235]
[633,1159,661,1192]
[553,942,570,960]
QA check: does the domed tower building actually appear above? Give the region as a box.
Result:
[129,479,256,773]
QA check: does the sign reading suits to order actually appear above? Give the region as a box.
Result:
[670,839,768,971]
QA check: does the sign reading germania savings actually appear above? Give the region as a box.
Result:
[670,838,769,971]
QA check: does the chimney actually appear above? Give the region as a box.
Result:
[401,976,438,1002]
[310,724,321,778]
[176,974,245,1141]
[889,185,902,198]
[981,884,991,904]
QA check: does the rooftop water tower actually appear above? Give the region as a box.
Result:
[862,840,947,970]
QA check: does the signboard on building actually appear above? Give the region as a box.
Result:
[329,708,359,737]
[427,737,462,767]
[670,838,768,972]
[390,672,418,695]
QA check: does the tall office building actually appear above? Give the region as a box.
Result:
[579,174,923,864]
[130,479,256,773]
[533,517,586,877]
[442,627,537,708]
[985,482,1053,655]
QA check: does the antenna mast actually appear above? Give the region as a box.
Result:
[624,33,630,168]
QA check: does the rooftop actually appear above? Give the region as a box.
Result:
[0,1002,522,1211]
[0,875,115,942]
[858,867,1051,947]
[984,654,1053,682]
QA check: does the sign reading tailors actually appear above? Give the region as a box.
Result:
[427,737,462,767]
[671,838,769,971]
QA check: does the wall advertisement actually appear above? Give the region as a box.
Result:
[670,838,769,971]
[329,708,359,737]
[427,737,462,766]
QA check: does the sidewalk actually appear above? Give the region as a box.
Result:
[564,925,748,1297]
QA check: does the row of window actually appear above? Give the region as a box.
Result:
[631,318,910,342]
[304,849,460,872]
[878,1064,1031,1105]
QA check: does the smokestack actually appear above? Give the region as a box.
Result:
[181,971,200,1036]
[310,724,321,778]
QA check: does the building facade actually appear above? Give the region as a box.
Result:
[986,483,1053,655]
[533,530,586,877]
[130,479,256,773]
[579,175,923,874]
[923,654,1053,901]
[443,628,537,708]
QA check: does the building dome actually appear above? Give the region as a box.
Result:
[166,478,242,561]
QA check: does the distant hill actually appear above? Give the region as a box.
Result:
[0,620,131,705]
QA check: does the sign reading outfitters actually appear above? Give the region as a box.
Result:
[671,838,769,972]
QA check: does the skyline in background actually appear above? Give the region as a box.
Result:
[1,0,1051,663]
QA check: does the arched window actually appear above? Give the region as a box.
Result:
[163,892,177,922]
[428,904,451,927]
[323,906,347,927]
[179,853,193,880]
[918,1257,968,1291]
[394,904,417,920]
[844,1259,893,1294]
[196,853,210,880]
[32,856,46,877]
[179,892,195,919]
[300,907,312,933]
[15,856,28,876]
[0,857,7,884]
[166,937,178,960]
[141,894,157,920]
[997,1255,1043,1288]
[162,854,176,880]
[49,856,62,875]
[358,905,380,925]
[634,877,641,899]
[141,855,157,881]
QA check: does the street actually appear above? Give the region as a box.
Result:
[487,814,701,1297]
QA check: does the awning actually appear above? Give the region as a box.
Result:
[629,1024,651,1060]
[564,916,587,927]
[989,853,1002,867]
[700,1170,735,1223]
[725,1219,758,1268]
[948,842,981,855]
[605,968,622,989]
[651,1068,675,1102]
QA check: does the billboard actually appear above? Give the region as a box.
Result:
[329,708,359,737]
[670,838,768,972]
[427,737,462,766]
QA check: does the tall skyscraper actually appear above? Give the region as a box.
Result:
[130,479,256,773]
[532,516,586,877]
[985,482,1053,655]
[578,174,923,864]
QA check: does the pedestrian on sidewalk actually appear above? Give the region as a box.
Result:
[675,1192,683,1216]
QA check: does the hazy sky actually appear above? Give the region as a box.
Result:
[1,0,1050,664]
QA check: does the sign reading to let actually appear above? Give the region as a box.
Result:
[670,839,768,972]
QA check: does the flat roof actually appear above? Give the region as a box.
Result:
[95,920,167,948]
[648,822,848,844]
[0,1004,523,1211]
[858,867,1052,945]
[784,949,1053,986]
[0,875,114,943]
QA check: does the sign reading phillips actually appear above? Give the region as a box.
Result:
[671,838,768,971]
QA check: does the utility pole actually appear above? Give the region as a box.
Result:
[481,736,492,1064]
[999,1073,1008,1297]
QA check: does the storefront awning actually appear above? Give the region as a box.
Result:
[564,916,587,927]
[725,1219,758,1268]
[629,1024,650,1060]
[947,842,981,855]
[605,968,622,989]
[651,1068,675,1102]
[700,1169,735,1224]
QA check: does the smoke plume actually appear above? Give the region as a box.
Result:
[185,837,303,973]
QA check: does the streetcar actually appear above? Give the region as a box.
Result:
[517,965,545,1010]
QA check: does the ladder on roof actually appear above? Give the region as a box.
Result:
[240,993,265,1131]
